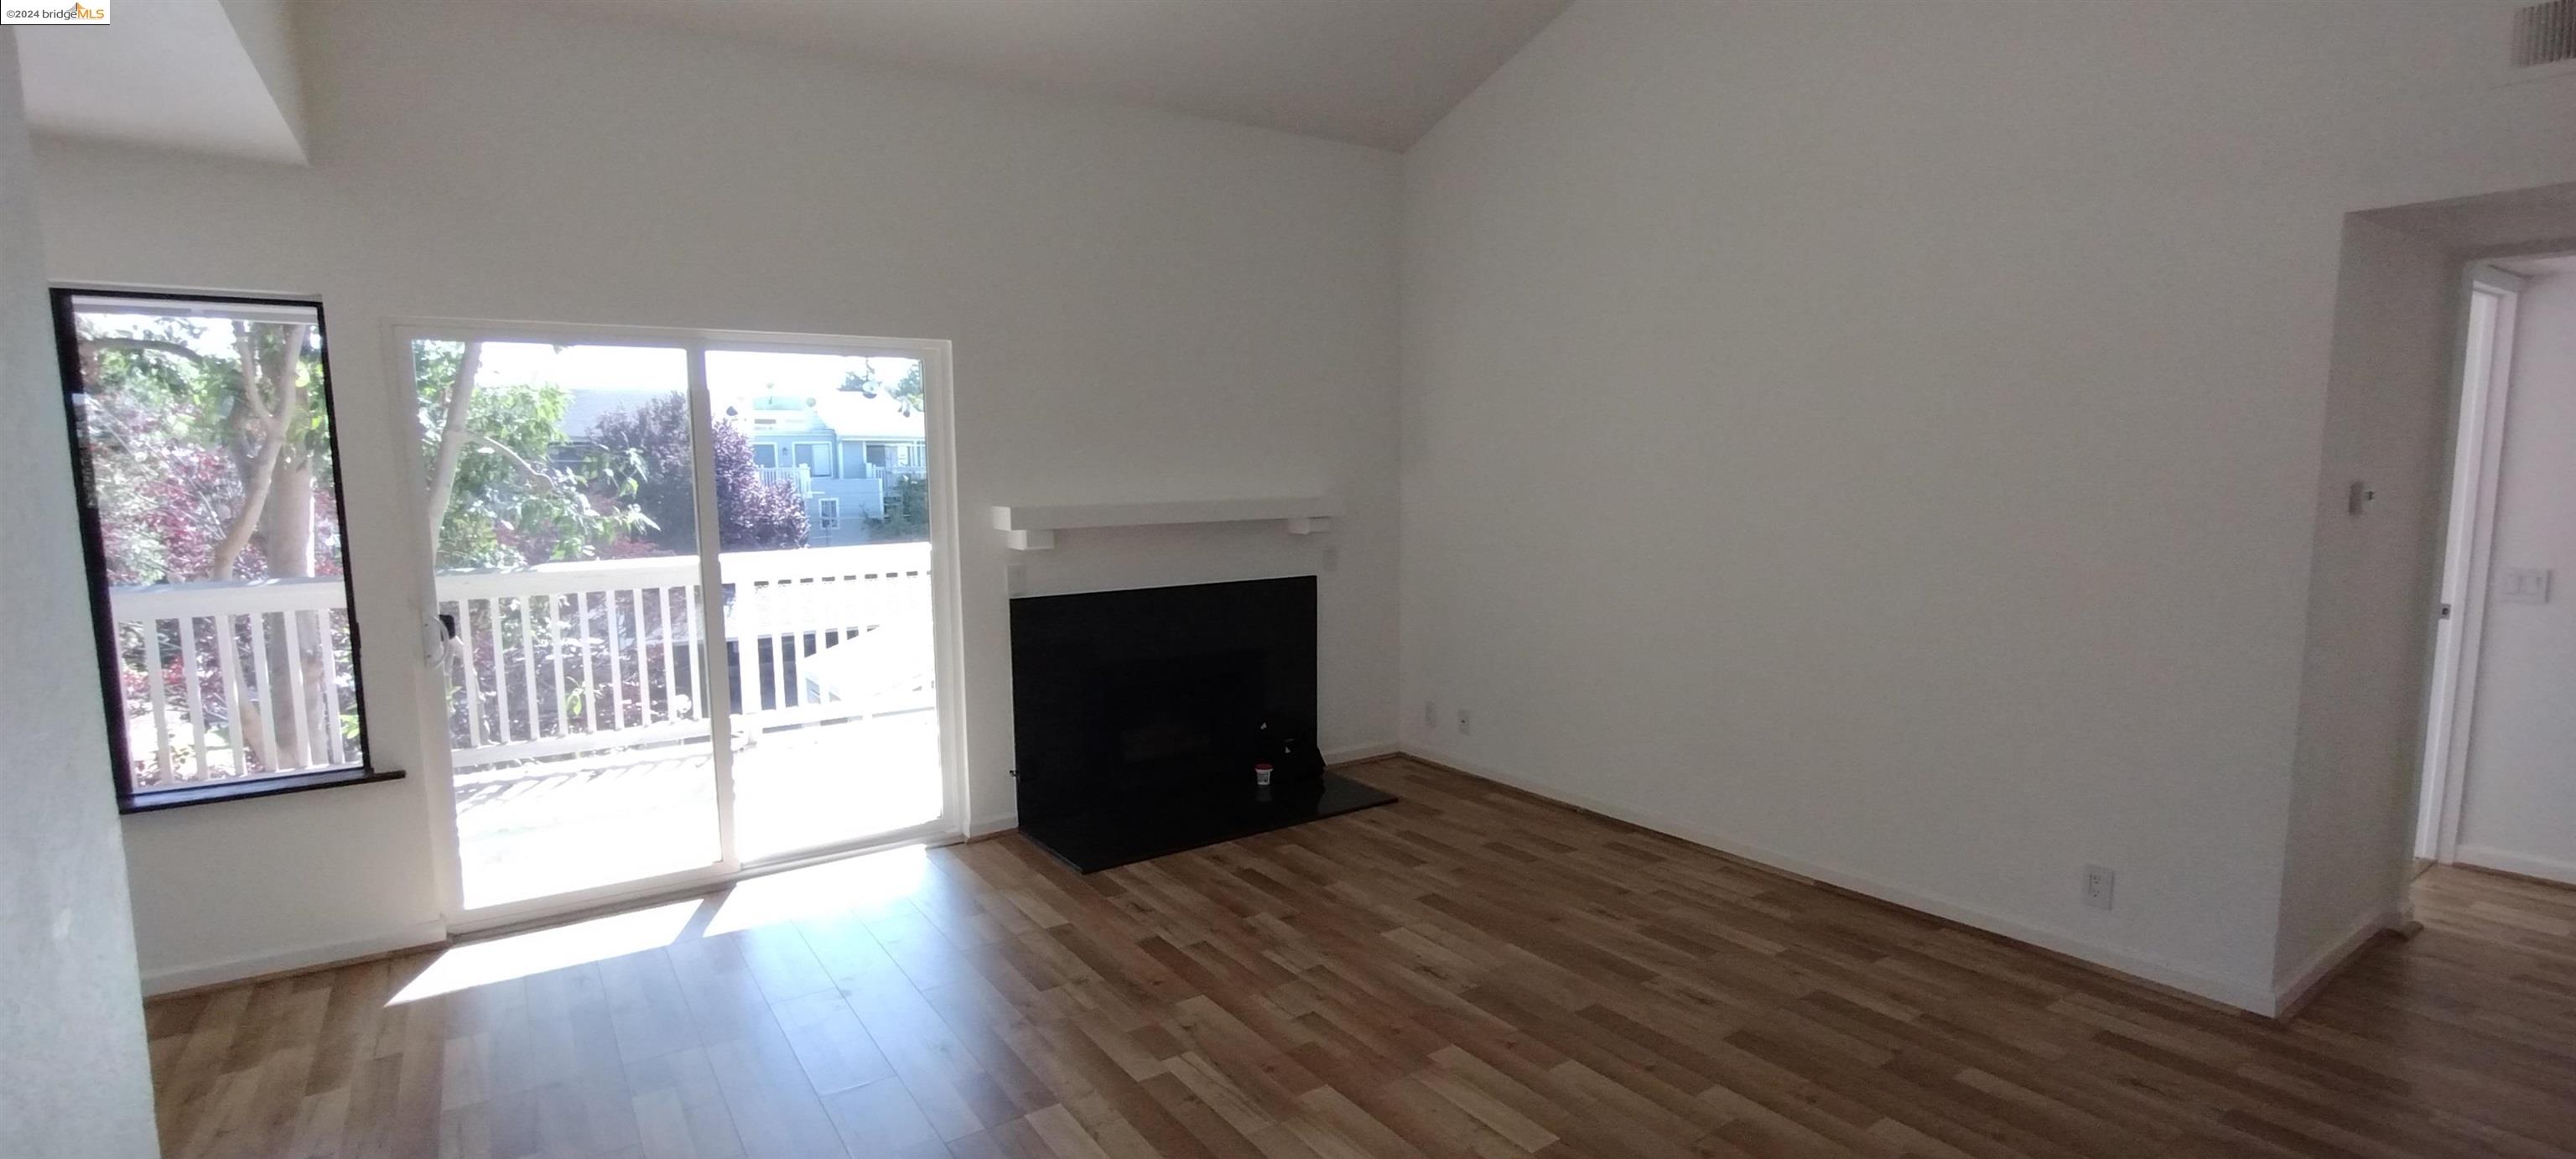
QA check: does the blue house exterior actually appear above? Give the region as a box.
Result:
[735,392,927,546]
[559,385,929,548]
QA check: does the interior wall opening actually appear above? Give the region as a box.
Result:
[2412,247,2576,885]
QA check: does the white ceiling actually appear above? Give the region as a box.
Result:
[538,0,1571,151]
[2497,252,2576,277]
[14,0,306,164]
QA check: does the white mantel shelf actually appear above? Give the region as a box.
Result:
[989,496,1337,549]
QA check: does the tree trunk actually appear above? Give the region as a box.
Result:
[217,322,313,771]
[265,460,315,577]
[206,423,287,581]
[206,323,309,582]
[261,460,319,768]
[423,340,486,561]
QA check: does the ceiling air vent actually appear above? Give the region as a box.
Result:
[2512,0,2576,68]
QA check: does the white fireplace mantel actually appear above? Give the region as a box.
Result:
[989,495,1337,550]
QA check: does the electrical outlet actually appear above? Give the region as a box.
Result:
[1457,707,1472,735]
[2082,865,2116,911]
[2498,567,2553,605]
[1423,700,1438,730]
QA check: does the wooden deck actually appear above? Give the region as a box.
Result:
[453,710,943,909]
[144,756,2576,1158]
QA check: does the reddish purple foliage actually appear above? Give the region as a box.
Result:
[588,396,806,554]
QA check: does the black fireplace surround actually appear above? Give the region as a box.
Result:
[1009,575,1394,871]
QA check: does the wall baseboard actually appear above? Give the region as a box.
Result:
[1395,744,2280,1015]
[144,746,2367,1015]
[142,919,449,998]
[2454,845,2576,888]
[2270,907,2402,1022]
[1324,741,1399,766]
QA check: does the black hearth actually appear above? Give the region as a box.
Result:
[1009,575,1394,871]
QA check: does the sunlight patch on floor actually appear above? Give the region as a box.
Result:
[388,899,703,1005]
[706,843,930,936]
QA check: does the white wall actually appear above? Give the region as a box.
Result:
[2272,217,2457,993]
[15,0,308,164]
[2456,270,2576,883]
[215,0,306,151]
[0,29,163,1159]
[35,0,1400,990]
[1400,0,2576,1009]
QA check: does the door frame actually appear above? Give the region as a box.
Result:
[2416,264,2525,865]
[383,318,965,932]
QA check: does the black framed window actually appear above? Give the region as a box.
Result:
[51,289,397,812]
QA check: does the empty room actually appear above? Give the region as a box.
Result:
[5,2,2576,1157]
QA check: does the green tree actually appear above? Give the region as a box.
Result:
[78,311,342,773]
[414,340,635,569]
[838,359,924,415]
[585,395,808,553]
[80,316,327,581]
[869,474,931,543]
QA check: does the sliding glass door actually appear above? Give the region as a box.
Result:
[706,349,944,860]
[405,328,952,922]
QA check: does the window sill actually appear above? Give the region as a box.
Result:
[119,766,406,815]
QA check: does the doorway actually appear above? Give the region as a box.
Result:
[2413,267,2524,865]
[398,324,959,925]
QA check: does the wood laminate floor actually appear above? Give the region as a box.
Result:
[146,757,2576,1158]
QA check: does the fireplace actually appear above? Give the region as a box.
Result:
[1009,575,1394,871]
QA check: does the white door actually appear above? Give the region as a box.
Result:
[2416,270,2522,862]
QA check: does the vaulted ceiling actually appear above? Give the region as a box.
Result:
[537,0,1571,151]
[15,0,1567,164]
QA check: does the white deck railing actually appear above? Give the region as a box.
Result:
[107,542,934,789]
[431,542,932,770]
[111,576,359,787]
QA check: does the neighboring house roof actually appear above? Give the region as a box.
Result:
[809,392,926,441]
[737,397,834,437]
[736,391,925,442]
[556,386,678,438]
